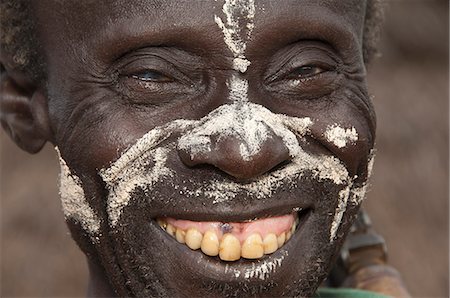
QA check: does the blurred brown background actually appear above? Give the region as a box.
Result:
[1,1,448,297]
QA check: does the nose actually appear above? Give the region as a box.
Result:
[177,120,291,180]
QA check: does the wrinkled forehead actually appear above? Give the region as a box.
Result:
[33,0,367,61]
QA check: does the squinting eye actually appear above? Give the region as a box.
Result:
[131,70,173,82]
[289,65,325,79]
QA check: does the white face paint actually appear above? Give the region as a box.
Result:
[99,103,353,231]
[243,251,287,280]
[330,185,351,241]
[56,147,100,236]
[95,0,370,245]
[347,150,376,206]
[324,124,359,148]
[214,0,255,73]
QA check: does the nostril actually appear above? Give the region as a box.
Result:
[178,132,292,180]
[267,159,291,174]
[178,147,199,168]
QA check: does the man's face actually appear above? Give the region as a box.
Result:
[34,0,375,296]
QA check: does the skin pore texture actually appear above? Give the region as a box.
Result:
[10,0,377,296]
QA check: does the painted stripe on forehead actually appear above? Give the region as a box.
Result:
[214,0,255,73]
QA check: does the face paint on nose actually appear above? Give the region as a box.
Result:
[97,0,368,244]
[99,101,355,243]
[55,147,100,237]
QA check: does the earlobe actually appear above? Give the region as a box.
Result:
[0,70,53,153]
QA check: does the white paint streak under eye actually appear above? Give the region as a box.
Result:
[331,151,376,241]
[348,151,376,206]
[104,147,174,227]
[56,147,100,235]
[367,150,376,179]
[100,101,355,227]
[330,185,351,241]
[100,120,195,184]
[324,124,358,148]
[214,0,255,72]
[349,185,368,206]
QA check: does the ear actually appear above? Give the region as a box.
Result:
[0,55,53,153]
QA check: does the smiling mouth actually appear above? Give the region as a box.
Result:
[155,208,310,262]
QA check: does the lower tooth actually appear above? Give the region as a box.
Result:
[241,234,264,259]
[263,233,278,254]
[219,233,241,261]
[201,230,220,256]
[277,232,286,247]
[185,228,202,250]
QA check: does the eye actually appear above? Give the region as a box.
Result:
[131,70,173,82]
[288,65,325,79]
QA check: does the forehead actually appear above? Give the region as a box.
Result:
[34,0,367,64]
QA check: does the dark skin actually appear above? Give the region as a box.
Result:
[1,0,375,296]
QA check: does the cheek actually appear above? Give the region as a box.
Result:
[307,93,375,179]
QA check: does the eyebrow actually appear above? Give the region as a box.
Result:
[73,0,364,66]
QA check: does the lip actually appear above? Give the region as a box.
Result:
[150,199,314,223]
[149,208,312,281]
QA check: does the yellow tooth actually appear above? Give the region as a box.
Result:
[277,232,286,247]
[241,234,264,259]
[219,233,241,261]
[176,228,186,244]
[201,230,220,256]
[286,230,292,241]
[263,233,278,254]
[185,228,203,250]
[291,222,296,234]
[157,219,167,229]
[166,224,176,237]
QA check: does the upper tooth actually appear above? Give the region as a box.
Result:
[286,230,292,241]
[166,224,176,237]
[160,217,297,261]
[277,232,286,247]
[219,233,241,261]
[185,228,203,250]
[241,233,264,259]
[176,229,186,244]
[263,233,278,254]
[157,219,167,229]
[201,230,220,256]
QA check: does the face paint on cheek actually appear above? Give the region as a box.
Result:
[324,124,359,149]
[177,101,353,216]
[55,147,101,237]
[348,149,376,206]
[99,120,196,226]
[329,185,351,241]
